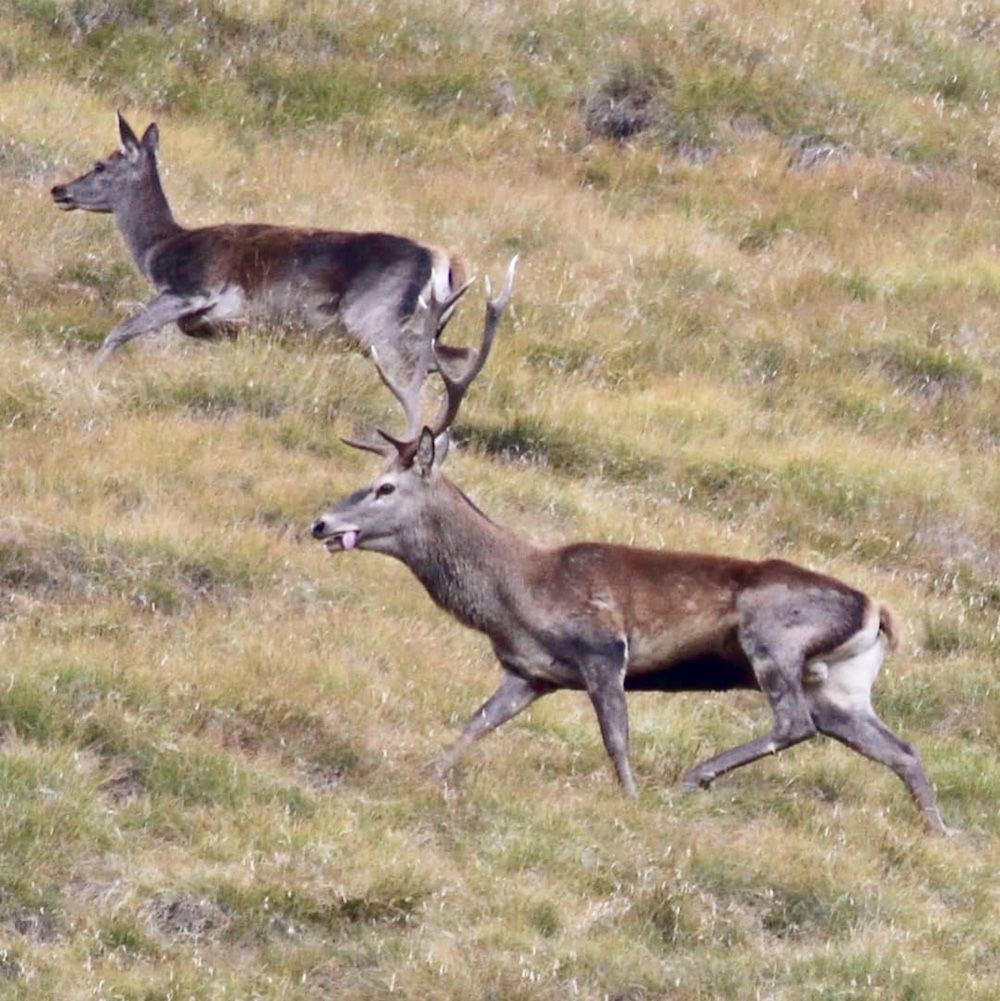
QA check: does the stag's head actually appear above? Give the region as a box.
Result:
[311,258,517,557]
[51,112,159,214]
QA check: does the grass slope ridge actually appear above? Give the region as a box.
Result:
[0,1,997,998]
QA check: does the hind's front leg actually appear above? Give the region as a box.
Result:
[94,292,207,366]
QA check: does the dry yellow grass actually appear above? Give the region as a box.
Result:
[0,1,997,997]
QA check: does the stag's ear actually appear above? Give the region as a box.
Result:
[415,428,436,478]
[433,432,450,466]
[117,111,140,158]
[140,122,159,156]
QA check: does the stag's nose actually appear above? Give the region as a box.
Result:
[311,518,327,539]
[51,185,65,199]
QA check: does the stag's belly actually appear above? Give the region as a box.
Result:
[626,610,738,672]
[622,612,755,690]
[624,652,758,691]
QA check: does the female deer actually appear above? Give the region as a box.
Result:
[51,113,466,379]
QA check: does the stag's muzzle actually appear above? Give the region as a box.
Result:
[311,518,359,552]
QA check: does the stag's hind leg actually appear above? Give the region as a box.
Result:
[807,646,949,835]
[680,652,817,789]
[681,602,823,789]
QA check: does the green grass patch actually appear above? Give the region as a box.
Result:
[1,528,273,612]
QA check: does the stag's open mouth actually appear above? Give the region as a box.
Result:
[325,529,360,553]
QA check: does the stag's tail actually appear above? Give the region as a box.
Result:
[878,602,901,654]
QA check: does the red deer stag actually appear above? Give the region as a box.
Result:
[311,261,948,834]
[51,113,466,378]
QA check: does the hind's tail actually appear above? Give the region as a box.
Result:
[878,602,901,653]
[429,249,467,302]
[427,251,470,353]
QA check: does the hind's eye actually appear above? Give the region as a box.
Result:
[94,163,106,172]
[375,483,396,499]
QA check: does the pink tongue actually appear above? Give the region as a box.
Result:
[341,530,358,551]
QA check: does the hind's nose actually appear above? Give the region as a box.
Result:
[311,519,327,539]
[51,185,65,198]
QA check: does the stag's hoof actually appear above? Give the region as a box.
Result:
[680,771,714,792]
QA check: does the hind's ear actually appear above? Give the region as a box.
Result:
[140,123,159,156]
[117,111,140,157]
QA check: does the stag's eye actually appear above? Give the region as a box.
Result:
[94,162,106,172]
[375,483,396,499]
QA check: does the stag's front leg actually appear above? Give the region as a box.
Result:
[93,292,204,367]
[431,669,553,782]
[577,639,637,797]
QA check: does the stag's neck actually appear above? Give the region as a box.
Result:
[399,482,535,636]
[115,165,182,278]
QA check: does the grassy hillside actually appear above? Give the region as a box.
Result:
[1,1,997,997]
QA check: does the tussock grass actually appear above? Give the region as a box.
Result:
[0,0,997,997]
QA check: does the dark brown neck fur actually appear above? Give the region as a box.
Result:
[399,480,533,634]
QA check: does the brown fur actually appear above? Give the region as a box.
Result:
[312,272,948,834]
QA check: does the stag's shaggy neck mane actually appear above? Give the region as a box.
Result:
[400,478,535,634]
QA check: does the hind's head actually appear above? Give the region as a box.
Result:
[51,112,159,214]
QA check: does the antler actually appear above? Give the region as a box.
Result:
[426,254,518,438]
[341,277,474,456]
[343,256,517,459]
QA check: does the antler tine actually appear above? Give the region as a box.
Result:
[343,280,477,460]
[433,276,476,343]
[340,433,395,458]
[377,276,475,424]
[410,276,475,364]
[374,275,478,437]
[369,344,428,444]
[428,255,518,438]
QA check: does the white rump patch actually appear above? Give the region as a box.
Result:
[810,635,885,712]
[823,602,881,663]
[429,250,454,301]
